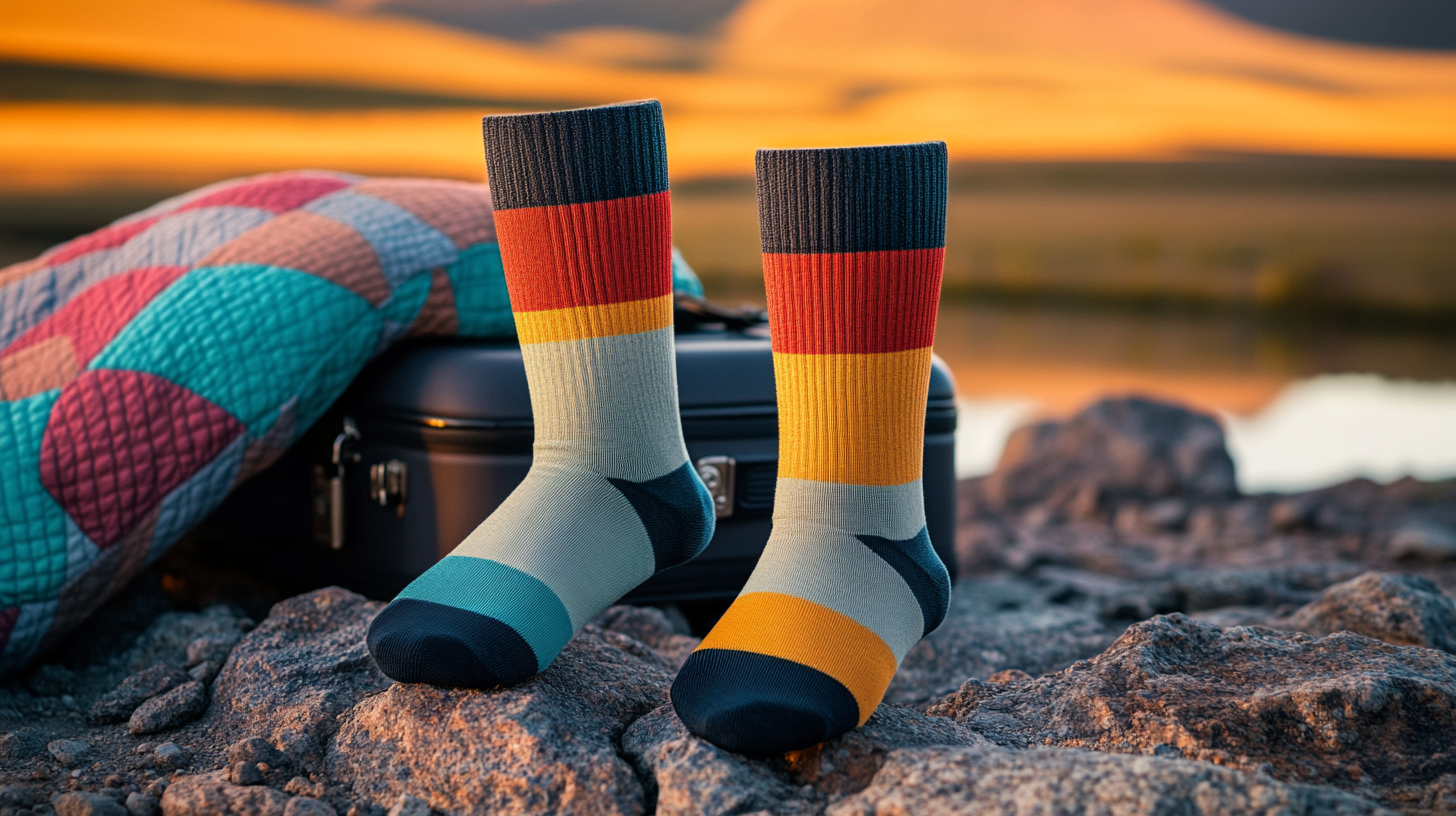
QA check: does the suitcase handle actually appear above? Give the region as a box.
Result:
[673,294,768,332]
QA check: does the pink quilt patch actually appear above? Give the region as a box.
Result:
[39,369,245,548]
[2,266,190,367]
[179,174,352,214]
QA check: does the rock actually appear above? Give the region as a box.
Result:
[886,575,1121,707]
[284,778,323,798]
[983,397,1236,512]
[123,793,160,816]
[128,681,207,735]
[186,662,222,685]
[825,747,1390,816]
[592,605,701,670]
[123,606,253,676]
[185,633,243,669]
[327,625,670,816]
[1388,521,1456,563]
[152,743,191,771]
[54,792,128,816]
[228,738,290,770]
[160,772,288,816]
[928,613,1456,809]
[209,589,389,753]
[144,780,169,798]
[383,795,428,816]
[47,739,94,767]
[1284,572,1456,652]
[90,664,189,725]
[785,705,991,798]
[0,786,35,807]
[621,702,990,816]
[0,728,47,759]
[621,705,819,816]
[230,762,265,786]
[285,797,337,816]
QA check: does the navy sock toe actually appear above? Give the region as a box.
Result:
[367,598,539,688]
[671,649,860,755]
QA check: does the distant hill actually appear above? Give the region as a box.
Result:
[1,0,1454,188]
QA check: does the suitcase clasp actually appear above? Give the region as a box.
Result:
[370,459,409,516]
[695,456,736,519]
[324,417,362,550]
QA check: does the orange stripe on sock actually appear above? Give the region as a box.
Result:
[762,249,943,355]
[774,347,932,486]
[494,191,672,312]
[513,294,672,344]
[695,591,897,725]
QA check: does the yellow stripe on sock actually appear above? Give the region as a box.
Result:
[514,294,673,345]
[774,347,932,486]
[695,591,897,725]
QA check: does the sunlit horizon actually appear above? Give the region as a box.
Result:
[4,0,1456,193]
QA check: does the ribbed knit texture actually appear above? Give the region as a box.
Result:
[368,101,715,688]
[671,142,951,755]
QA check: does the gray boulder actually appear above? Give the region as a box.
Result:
[325,625,672,816]
[1284,572,1456,652]
[928,613,1456,810]
[982,397,1237,513]
[826,747,1392,815]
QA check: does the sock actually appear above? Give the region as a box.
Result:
[670,142,951,754]
[367,100,715,687]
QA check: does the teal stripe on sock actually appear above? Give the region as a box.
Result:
[397,555,574,672]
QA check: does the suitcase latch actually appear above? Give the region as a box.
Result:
[322,417,362,550]
[370,459,409,516]
[695,456,736,519]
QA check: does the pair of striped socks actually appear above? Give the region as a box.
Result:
[366,100,950,755]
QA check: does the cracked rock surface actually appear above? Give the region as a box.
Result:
[3,397,1455,815]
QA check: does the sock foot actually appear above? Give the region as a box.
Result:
[367,599,538,688]
[671,648,859,756]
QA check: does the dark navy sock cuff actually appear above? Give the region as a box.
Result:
[483,99,669,211]
[755,142,947,254]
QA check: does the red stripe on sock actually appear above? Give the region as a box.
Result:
[495,191,672,312]
[763,248,943,355]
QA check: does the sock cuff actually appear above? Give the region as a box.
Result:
[755,142,947,254]
[483,100,669,211]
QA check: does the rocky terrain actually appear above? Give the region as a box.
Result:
[2,396,1454,816]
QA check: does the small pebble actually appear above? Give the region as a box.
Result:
[53,791,125,816]
[47,740,94,768]
[284,778,323,798]
[227,738,289,769]
[122,792,159,816]
[229,762,264,786]
[284,797,337,816]
[141,781,167,799]
[151,744,189,772]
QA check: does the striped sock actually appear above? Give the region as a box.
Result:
[670,142,951,754]
[367,100,715,688]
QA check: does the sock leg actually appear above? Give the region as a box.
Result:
[368,101,715,687]
[671,142,950,754]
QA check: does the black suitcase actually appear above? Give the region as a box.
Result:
[205,300,958,604]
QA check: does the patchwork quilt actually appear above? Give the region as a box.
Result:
[0,170,702,675]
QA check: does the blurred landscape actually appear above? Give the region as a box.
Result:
[3,0,1455,490]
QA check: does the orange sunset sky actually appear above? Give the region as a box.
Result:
[3,0,1456,192]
